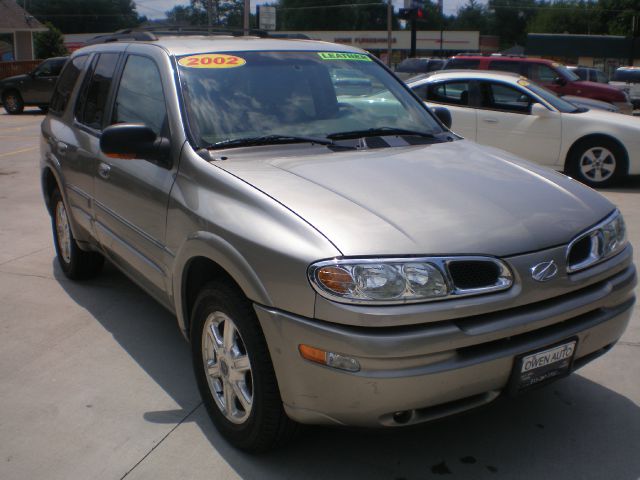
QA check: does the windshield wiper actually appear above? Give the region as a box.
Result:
[327,127,439,140]
[206,134,333,150]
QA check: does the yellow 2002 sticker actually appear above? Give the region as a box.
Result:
[517,78,530,87]
[178,54,246,68]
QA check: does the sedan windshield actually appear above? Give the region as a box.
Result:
[525,81,580,113]
[177,51,444,148]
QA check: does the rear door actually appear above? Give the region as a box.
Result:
[476,80,561,167]
[92,50,177,302]
[28,58,66,104]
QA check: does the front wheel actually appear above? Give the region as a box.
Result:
[566,138,627,188]
[2,90,24,114]
[190,281,297,452]
[51,188,104,279]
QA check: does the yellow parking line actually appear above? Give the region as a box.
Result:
[0,146,37,158]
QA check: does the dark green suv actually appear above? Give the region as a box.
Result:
[0,57,67,114]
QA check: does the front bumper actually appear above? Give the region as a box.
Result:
[256,250,635,428]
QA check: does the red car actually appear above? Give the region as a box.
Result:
[444,55,632,114]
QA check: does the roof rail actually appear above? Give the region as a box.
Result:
[85,26,271,45]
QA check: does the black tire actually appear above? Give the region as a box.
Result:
[50,188,104,280]
[190,281,298,452]
[566,137,627,188]
[2,90,24,114]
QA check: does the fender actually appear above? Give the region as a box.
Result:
[172,231,273,337]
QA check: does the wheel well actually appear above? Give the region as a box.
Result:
[564,134,629,174]
[42,168,59,215]
[183,256,244,337]
[1,88,21,99]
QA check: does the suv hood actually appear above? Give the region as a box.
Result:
[575,80,625,100]
[0,73,29,85]
[215,140,614,257]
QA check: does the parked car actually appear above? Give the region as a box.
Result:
[395,57,445,80]
[567,65,608,84]
[408,70,640,187]
[444,54,632,114]
[560,95,619,113]
[610,67,640,109]
[41,36,635,452]
[0,56,67,114]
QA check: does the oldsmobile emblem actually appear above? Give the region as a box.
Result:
[531,260,558,282]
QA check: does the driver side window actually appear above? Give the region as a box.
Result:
[482,82,532,114]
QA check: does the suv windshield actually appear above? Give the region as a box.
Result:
[555,64,580,81]
[613,69,640,83]
[177,50,444,148]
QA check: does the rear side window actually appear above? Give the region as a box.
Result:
[427,81,471,106]
[488,60,525,75]
[49,55,87,116]
[75,53,119,130]
[396,58,427,73]
[111,55,167,136]
[444,59,480,70]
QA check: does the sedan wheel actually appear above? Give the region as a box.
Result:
[567,138,627,188]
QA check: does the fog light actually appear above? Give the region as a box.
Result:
[299,344,360,372]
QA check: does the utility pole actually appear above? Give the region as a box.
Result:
[206,0,212,34]
[387,0,393,67]
[244,0,250,35]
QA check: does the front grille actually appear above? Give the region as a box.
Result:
[447,260,501,290]
[568,235,593,267]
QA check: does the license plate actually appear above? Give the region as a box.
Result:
[509,338,577,395]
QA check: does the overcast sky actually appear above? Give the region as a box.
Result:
[135,0,477,20]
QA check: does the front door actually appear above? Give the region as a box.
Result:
[476,81,561,168]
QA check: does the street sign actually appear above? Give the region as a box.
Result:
[258,5,276,31]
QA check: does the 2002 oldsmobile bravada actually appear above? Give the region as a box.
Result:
[40,34,636,452]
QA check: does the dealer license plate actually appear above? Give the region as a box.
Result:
[509,338,577,394]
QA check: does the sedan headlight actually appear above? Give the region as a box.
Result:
[567,210,627,273]
[308,257,511,305]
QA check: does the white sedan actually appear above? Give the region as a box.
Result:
[407,70,640,187]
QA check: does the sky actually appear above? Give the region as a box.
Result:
[135,0,477,20]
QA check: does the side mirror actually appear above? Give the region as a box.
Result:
[530,103,555,117]
[554,76,567,86]
[100,124,170,163]
[432,106,452,129]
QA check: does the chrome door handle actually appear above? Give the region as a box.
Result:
[482,118,498,124]
[98,162,111,179]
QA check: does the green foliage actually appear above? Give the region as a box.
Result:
[277,0,397,31]
[34,22,68,59]
[17,0,141,34]
[450,0,494,34]
[489,0,538,47]
[165,1,244,28]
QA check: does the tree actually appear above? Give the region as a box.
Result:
[165,1,245,29]
[488,0,538,47]
[34,22,68,59]
[527,1,599,35]
[17,0,141,34]
[450,0,493,34]
[277,0,397,31]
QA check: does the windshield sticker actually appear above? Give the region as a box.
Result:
[178,54,246,68]
[517,79,530,87]
[318,52,372,62]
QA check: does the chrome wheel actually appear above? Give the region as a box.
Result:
[579,146,616,183]
[202,311,253,424]
[55,201,72,264]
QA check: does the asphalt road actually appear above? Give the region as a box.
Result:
[1,108,639,480]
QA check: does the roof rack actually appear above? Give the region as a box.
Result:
[85,26,271,45]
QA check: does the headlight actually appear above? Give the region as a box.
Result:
[567,210,627,273]
[308,257,511,305]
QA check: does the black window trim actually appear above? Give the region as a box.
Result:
[73,51,124,136]
[478,80,539,115]
[424,78,481,109]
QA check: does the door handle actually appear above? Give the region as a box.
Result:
[98,162,111,179]
[482,118,498,124]
[57,142,68,156]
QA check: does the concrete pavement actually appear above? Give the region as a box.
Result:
[1,109,639,480]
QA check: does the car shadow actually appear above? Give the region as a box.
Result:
[54,260,640,479]
[598,175,640,193]
[0,108,45,116]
